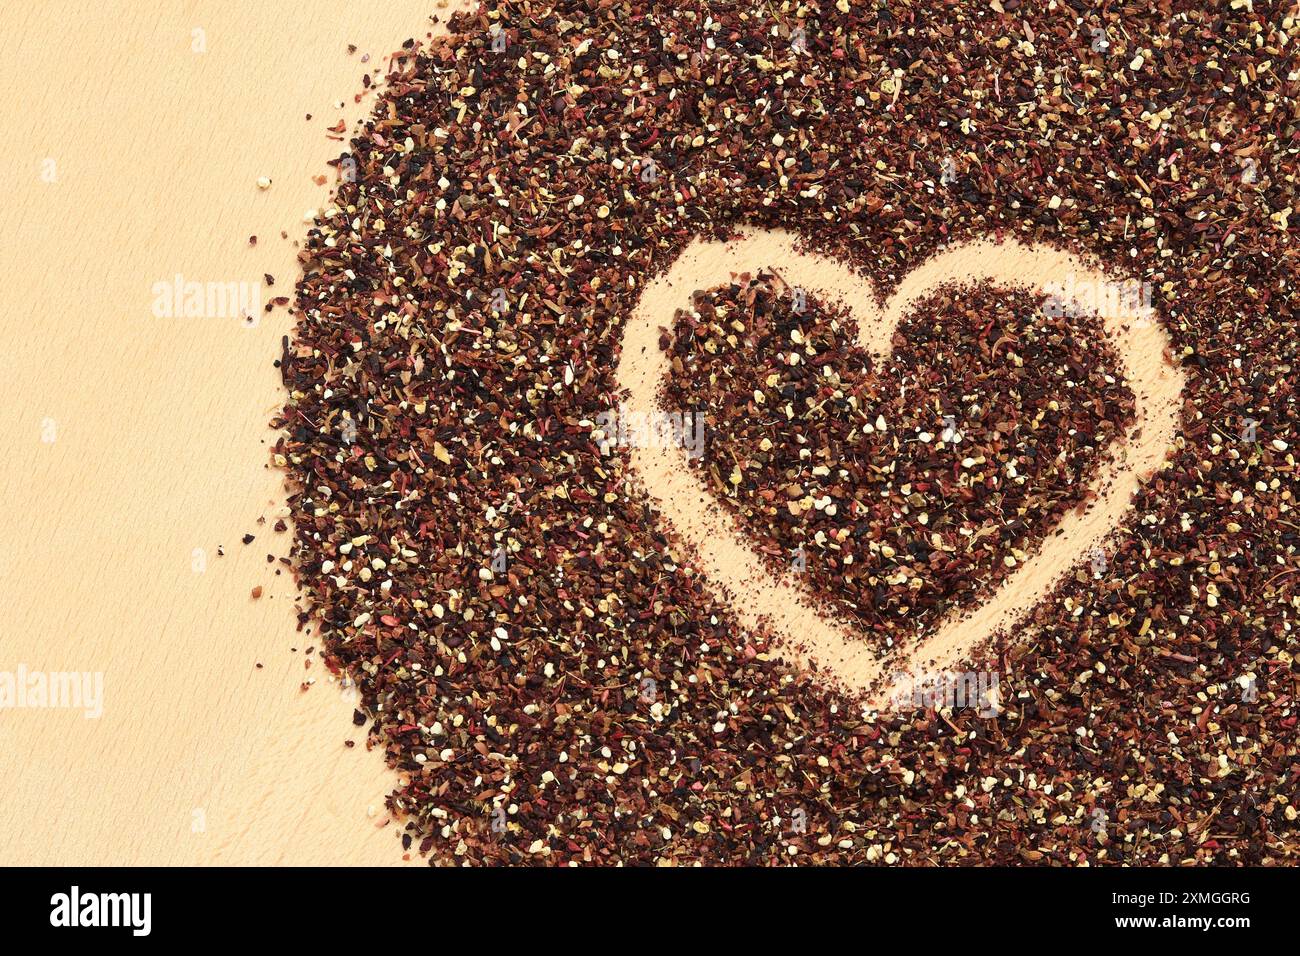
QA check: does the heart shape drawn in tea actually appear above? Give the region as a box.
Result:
[615,227,1185,709]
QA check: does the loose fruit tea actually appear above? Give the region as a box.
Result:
[662,276,1136,648]
[276,1,1300,864]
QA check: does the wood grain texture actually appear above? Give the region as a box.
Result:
[0,0,473,866]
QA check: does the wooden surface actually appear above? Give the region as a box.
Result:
[0,0,472,866]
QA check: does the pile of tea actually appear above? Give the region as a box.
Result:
[275,2,1300,864]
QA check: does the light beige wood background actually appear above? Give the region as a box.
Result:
[0,0,473,865]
